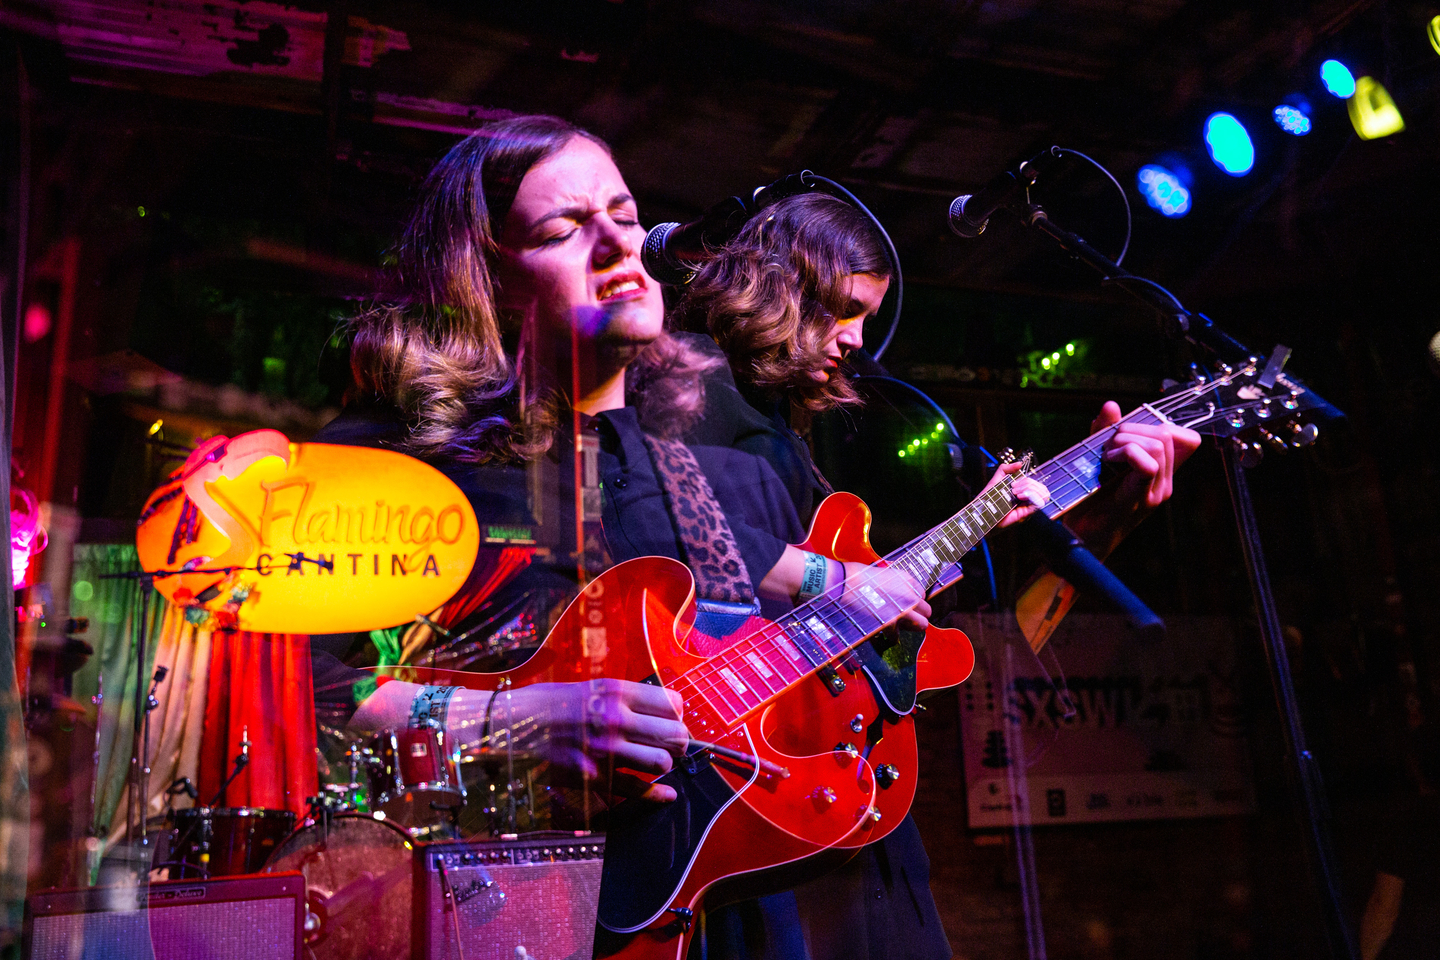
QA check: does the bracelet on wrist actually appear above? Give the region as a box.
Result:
[796,551,830,603]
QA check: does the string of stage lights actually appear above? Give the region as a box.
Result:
[1135,36,1423,220]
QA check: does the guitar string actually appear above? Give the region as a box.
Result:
[887,377,1237,584]
[668,394,1145,728]
[664,368,1265,730]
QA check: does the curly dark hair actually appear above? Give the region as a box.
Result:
[673,192,890,411]
[349,114,716,462]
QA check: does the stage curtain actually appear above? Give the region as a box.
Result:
[70,544,215,878]
[100,603,212,849]
[198,631,317,818]
[70,545,164,871]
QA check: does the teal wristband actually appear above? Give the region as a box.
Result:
[797,552,830,602]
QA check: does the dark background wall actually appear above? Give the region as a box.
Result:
[3,1,1438,955]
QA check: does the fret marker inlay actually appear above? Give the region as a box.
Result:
[805,616,833,641]
[859,585,886,610]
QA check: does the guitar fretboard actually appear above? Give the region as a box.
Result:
[669,379,1245,742]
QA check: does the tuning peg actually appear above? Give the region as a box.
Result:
[1232,437,1264,468]
[998,448,1017,464]
[1287,421,1319,448]
[1258,428,1288,453]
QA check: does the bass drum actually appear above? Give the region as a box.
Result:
[264,814,414,960]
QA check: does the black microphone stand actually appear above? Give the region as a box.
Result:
[1011,199,1356,960]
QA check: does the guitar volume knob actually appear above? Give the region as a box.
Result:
[876,764,900,789]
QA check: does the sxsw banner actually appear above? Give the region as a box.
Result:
[952,613,1255,828]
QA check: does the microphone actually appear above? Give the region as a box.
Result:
[641,195,752,285]
[948,146,1065,238]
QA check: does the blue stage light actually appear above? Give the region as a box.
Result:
[1320,59,1356,98]
[1273,104,1312,135]
[1204,113,1254,176]
[1136,165,1191,217]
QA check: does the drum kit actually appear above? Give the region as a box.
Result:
[150,723,496,959]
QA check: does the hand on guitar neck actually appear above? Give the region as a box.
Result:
[1017,399,1201,650]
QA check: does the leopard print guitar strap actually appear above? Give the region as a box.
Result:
[641,435,756,606]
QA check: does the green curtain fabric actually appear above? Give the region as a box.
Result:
[69,544,164,881]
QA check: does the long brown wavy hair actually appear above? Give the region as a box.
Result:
[674,192,890,411]
[348,114,716,462]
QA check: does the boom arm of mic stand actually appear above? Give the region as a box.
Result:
[1021,514,1164,639]
[1019,205,1252,362]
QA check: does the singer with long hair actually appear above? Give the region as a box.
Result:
[310,118,931,818]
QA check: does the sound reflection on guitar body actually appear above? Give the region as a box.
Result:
[381,360,1328,960]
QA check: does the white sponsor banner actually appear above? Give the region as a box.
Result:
[953,613,1255,827]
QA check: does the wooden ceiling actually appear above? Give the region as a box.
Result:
[3,0,1436,309]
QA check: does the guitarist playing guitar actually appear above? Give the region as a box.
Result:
[656,188,1201,960]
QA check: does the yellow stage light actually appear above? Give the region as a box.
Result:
[1428,15,1440,56]
[1347,76,1405,139]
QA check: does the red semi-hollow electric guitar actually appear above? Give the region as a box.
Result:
[384,359,1328,960]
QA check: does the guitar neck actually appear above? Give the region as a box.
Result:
[675,406,1183,732]
[883,400,1182,597]
[673,363,1306,735]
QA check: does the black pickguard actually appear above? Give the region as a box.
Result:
[856,627,924,716]
[596,752,740,932]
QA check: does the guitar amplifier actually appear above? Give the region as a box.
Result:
[25,872,305,960]
[415,834,605,960]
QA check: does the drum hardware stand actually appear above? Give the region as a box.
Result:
[1006,194,1354,960]
[165,777,197,806]
[431,798,465,833]
[209,729,250,808]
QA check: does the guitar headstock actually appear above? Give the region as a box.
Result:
[1160,353,1340,459]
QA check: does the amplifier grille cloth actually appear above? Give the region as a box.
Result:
[31,897,296,960]
[423,858,603,960]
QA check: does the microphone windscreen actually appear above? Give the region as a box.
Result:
[947,195,984,238]
[1427,330,1440,377]
[641,222,694,285]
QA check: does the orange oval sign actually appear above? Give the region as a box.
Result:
[136,430,479,634]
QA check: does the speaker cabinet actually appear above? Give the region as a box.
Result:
[26,872,304,960]
[415,835,605,960]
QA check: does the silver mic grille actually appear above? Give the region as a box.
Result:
[640,222,696,285]
[948,195,986,238]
